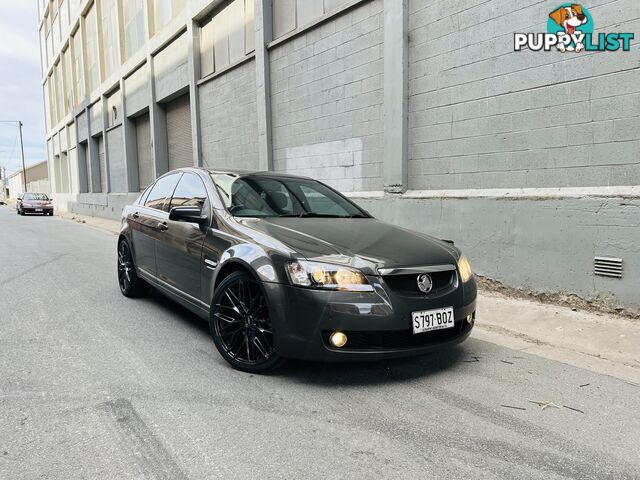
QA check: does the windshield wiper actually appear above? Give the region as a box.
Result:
[276,212,368,218]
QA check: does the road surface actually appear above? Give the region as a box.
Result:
[0,206,638,479]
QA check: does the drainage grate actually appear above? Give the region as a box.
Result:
[594,257,623,278]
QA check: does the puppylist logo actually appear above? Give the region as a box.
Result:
[514,3,634,53]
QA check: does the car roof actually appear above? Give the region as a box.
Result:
[178,167,314,181]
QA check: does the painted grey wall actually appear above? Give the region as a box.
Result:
[407,0,640,190]
[124,63,151,117]
[89,101,103,137]
[199,59,260,170]
[154,33,190,103]
[270,0,385,192]
[356,194,640,313]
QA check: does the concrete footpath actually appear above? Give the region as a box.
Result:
[55,209,640,384]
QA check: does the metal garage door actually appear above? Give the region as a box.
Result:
[98,135,107,193]
[135,113,153,190]
[166,94,193,171]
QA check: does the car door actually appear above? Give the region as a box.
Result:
[155,172,209,303]
[130,173,182,277]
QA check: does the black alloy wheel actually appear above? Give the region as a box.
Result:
[210,271,283,373]
[117,239,146,297]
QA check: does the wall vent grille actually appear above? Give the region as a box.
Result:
[594,257,623,278]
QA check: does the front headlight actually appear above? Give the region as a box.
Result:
[286,260,373,292]
[457,255,473,283]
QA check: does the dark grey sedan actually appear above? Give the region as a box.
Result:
[118,168,476,372]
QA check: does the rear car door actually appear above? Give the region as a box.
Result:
[155,172,209,303]
[129,173,181,277]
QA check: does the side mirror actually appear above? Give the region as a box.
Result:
[17,197,21,201]
[169,206,207,224]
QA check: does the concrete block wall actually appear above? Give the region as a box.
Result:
[407,0,640,190]
[270,0,385,192]
[199,59,260,171]
[357,194,640,313]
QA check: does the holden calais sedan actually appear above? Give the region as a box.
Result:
[118,168,476,372]
[17,193,54,216]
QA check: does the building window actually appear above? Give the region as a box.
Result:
[43,78,51,131]
[121,0,146,60]
[62,48,73,113]
[56,60,65,119]
[48,75,56,128]
[199,0,254,78]
[152,0,186,34]
[272,0,350,39]
[71,30,85,102]
[100,0,120,78]
[84,3,100,93]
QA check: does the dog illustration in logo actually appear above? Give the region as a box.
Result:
[549,4,588,52]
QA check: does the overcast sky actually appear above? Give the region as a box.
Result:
[0,0,46,176]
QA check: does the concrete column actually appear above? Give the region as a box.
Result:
[187,18,203,167]
[254,0,273,171]
[383,0,409,193]
[101,95,111,193]
[149,55,169,178]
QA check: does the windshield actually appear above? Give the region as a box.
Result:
[210,174,370,218]
[23,193,50,201]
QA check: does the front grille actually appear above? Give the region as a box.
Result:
[383,270,455,295]
[322,321,470,350]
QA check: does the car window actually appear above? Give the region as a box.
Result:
[138,184,154,206]
[144,173,181,212]
[22,193,50,201]
[210,174,369,218]
[170,173,208,211]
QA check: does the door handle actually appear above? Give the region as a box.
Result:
[157,222,168,232]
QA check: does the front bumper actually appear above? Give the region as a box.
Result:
[22,207,53,214]
[264,275,477,362]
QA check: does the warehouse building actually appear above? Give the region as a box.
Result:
[7,161,51,197]
[39,0,640,311]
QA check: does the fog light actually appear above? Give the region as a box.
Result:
[466,314,474,325]
[329,331,348,348]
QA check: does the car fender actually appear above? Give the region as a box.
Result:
[207,242,289,303]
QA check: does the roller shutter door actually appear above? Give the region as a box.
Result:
[135,113,153,190]
[98,135,107,193]
[166,94,193,171]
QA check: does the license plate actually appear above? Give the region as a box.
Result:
[35,208,43,212]
[412,307,454,334]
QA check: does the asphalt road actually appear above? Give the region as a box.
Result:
[1,205,639,480]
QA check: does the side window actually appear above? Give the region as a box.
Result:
[138,183,154,206]
[170,173,208,211]
[144,173,181,212]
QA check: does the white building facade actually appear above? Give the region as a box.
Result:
[39,0,640,311]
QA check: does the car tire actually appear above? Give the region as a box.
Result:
[19,208,24,216]
[117,239,146,298]
[209,270,285,373]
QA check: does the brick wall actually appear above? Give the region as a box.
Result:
[199,59,260,171]
[407,0,640,190]
[270,0,385,192]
